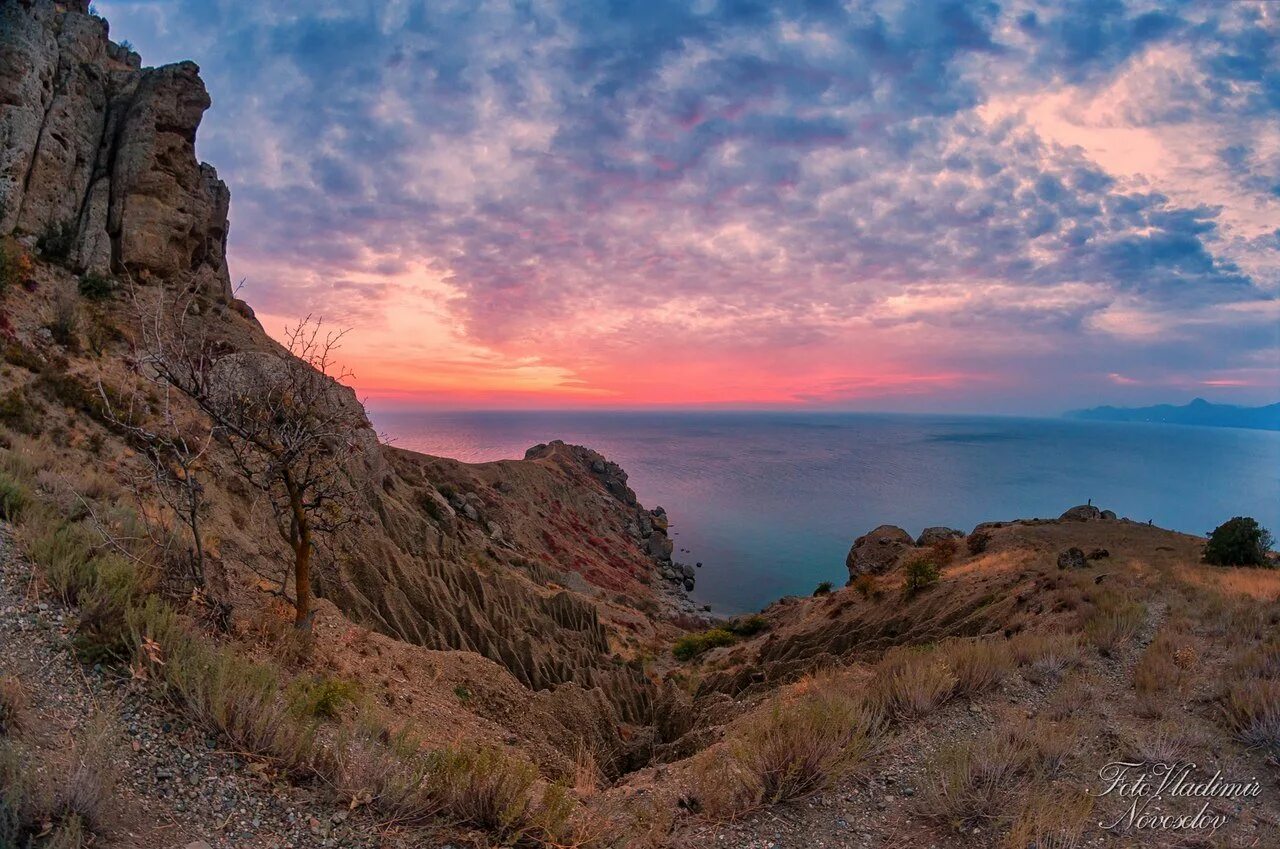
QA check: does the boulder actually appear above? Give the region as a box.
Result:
[1060,505,1102,522]
[1056,548,1087,570]
[1100,509,1117,520]
[916,526,963,547]
[1087,548,1110,560]
[845,525,914,580]
[646,533,673,561]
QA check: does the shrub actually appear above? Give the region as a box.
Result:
[0,473,28,521]
[929,537,960,566]
[725,614,768,637]
[1002,787,1093,849]
[0,236,32,292]
[0,676,26,737]
[941,638,1013,696]
[128,598,317,774]
[0,388,38,435]
[333,721,574,843]
[1204,517,1274,567]
[902,556,941,597]
[1220,679,1280,759]
[77,273,115,300]
[672,628,736,661]
[1083,594,1144,656]
[812,581,833,596]
[870,647,957,719]
[700,685,881,816]
[967,530,991,555]
[916,732,1032,829]
[287,675,360,719]
[0,740,41,847]
[25,520,100,604]
[1010,631,1083,684]
[55,714,119,835]
[36,220,75,262]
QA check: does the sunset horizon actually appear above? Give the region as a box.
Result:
[95,0,1280,413]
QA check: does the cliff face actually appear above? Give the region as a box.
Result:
[0,0,233,302]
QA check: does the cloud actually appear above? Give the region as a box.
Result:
[95,0,1280,410]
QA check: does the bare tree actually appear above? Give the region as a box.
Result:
[136,287,366,628]
[98,378,214,589]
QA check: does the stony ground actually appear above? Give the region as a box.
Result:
[0,525,465,849]
[669,524,1280,849]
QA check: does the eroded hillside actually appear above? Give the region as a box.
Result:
[1,4,1277,849]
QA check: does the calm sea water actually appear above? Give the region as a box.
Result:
[371,410,1280,613]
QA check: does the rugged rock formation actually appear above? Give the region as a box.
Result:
[916,526,963,547]
[1060,504,1102,521]
[0,3,701,776]
[845,524,913,580]
[0,0,233,302]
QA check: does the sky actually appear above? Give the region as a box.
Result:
[95,0,1280,413]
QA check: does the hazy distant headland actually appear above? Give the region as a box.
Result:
[1066,398,1280,431]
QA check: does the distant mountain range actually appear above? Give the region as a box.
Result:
[1066,398,1280,431]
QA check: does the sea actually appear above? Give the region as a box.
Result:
[371,410,1280,614]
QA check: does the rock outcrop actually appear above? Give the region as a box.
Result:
[845,524,913,580]
[1060,504,1102,521]
[916,526,963,547]
[0,0,233,301]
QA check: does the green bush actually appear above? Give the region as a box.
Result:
[0,473,28,521]
[725,614,768,637]
[287,675,360,719]
[1204,517,1274,567]
[77,273,114,300]
[813,581,833,596]
[673,628,736,661]
[903,557,941,597]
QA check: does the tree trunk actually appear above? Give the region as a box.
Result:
[284,470,313,629]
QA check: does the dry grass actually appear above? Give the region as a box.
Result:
[916,731,1033,829]
[1043,672,1093,721]
[56,713,120,835]
[1004,716,1079,776]
[1010,631,1083,684]
[0,675,26,737]
[1126,720,1189,764]
[697,678,883,817]
[941,638,1013,696]
[1220,678,1280,759]
[0,739,41,846]
[333,718,575,843]
[1083,592,1145,656]
[1132,626,1196,718]
[1002,785,1094,849]
[870,647,957,719]
[128,598,318,774]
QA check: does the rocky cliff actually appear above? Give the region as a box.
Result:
[0,0,708,782]
[0,0,234,303]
